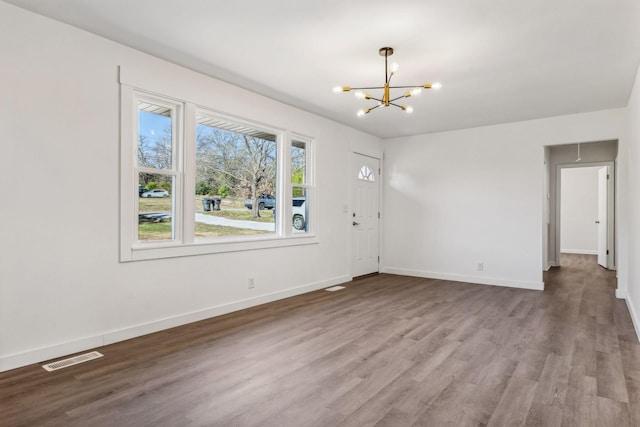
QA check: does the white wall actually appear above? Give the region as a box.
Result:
[382,110,626,290]
[624,63,640,337]
[560,167,600,254]
[0,2,382,371]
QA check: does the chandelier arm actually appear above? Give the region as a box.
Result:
[388,102,407,109]
[364,94,384,103]
[389,85,430,89]
[369,103,383,112]
[347,86,386,90]
[388,95,407,103]
[388,73,395,86]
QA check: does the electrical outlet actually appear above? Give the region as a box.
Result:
[248,278,255,289]
[477,262,484,272]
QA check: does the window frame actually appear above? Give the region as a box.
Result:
[290,135,314,233]
[120,85,317,262]
[134,93,183,244]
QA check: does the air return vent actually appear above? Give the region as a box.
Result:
[42,351,103,371]
[325,286,346,292]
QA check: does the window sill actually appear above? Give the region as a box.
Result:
[122,234,319,262]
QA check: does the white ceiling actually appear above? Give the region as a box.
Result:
[6,0,640,138]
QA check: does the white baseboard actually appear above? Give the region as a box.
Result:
[624,294,640,343]
[381,267,544,291]
[0,275,350,373]
[0,336,105,375]
[616,289,627,299]
[544,261,555,271]
[560,249,598,255]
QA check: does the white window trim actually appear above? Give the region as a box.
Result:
[134,92,184,245]
[120,85,318,262]
[290,133,315,235]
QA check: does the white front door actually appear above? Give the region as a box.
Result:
[351,153,380,277]
[597,166,608,268]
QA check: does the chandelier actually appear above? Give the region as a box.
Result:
[333,47,441,116]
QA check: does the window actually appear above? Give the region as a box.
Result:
[136,98,181,242]
[120,86,316,261]
[358,165,375,182]
[195,113,277,238]
[292,139,311,233]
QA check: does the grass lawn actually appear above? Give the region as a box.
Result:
[139,195,261,214]
[138,195,274,240]
[138,196,172,212]
[138,221,173,241]
[203,208,274,223]
[138,221,271,241]
[195,222,268,237]
[139,196,274,220]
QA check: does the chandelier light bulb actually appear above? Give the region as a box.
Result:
[405,106,414,114]
[390,62,399,73]
[432,82,442,89]
[411,88,422,96]
[332,86,342,93]
[357,109,366,117]
[355,91,365,99]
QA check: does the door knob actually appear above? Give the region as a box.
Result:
[353,221,360,226]
[595,220,600,224]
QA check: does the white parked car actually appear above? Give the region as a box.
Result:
[292,197,306,230]
[273,197,306,230]
[141,189,170,198]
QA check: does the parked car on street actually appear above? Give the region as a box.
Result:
[141,189,170,198]
[268,197,306,230]
[292,197,306,230]
[245,194,276,210]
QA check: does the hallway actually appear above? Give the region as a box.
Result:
[541,254,639,426]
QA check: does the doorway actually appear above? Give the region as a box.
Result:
[559,166,612,268]
[351,153,380,277]
[557,162,615,269]
[543,140,618,273]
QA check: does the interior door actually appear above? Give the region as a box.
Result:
[597,166,608,268]
[351,153,380,277]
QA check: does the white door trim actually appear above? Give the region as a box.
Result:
[555,161,615,269]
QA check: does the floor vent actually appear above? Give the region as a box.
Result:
[42,351,103,372]
[325,285,346,292]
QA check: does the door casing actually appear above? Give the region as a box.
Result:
[555,161,615,269]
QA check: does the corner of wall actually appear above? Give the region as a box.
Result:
[381,266,544,291]
[623,293,640,342]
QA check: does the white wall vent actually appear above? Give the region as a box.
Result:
[325,286,346,292]
[42,351,103,372]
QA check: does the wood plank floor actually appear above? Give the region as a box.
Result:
[1,254,639,426]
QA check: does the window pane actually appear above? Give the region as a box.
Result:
[292,140,306,185]
[138,102,173,170]
[292,187,308,233]
[194,114,276,238]
[358,165,375,182]
[138,173,174,241]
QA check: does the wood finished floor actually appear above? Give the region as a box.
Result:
[1,254,639,427]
